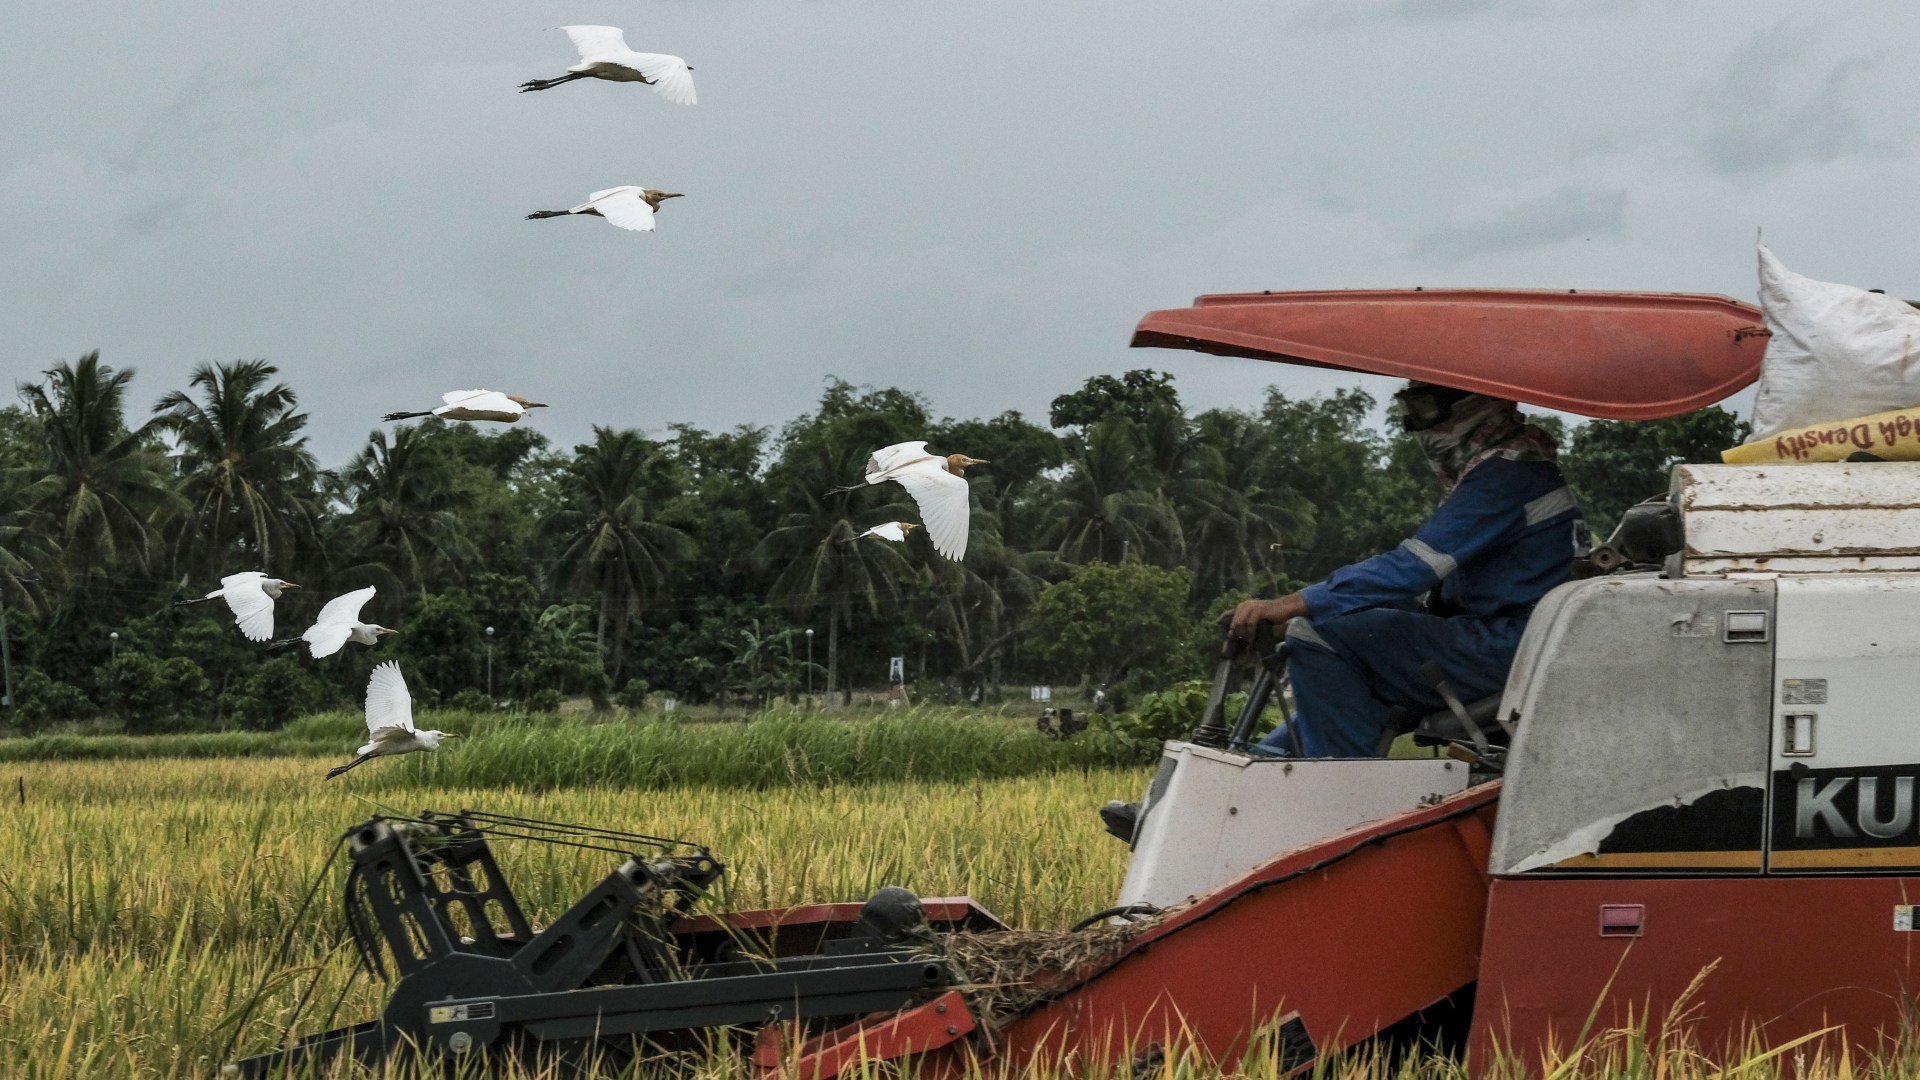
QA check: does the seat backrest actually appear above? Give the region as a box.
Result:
[1409,694,1506,748]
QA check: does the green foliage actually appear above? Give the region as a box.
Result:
[1049,369,1180,429]
[447,688,493,712]
[6,669,95,733]
[1026,561,1194,685]
[93,653,211,733]
[222,656,340,731]
[1562,406,1749,534]
[523,688,564,713]
[0,355,1746,735]
[511,603,603,700]
[614,678,651,710]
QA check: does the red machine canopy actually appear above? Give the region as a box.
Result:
[1129,288,1767,421]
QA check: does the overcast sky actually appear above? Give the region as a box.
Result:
[6,1,1920,463]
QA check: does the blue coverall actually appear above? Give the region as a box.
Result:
[1254,456,1584,757]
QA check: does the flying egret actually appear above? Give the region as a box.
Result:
[325,662,459,780]
[521,26,696,105]
[853,443,987,562]
[269,586,396,658]
[526,187,682,232]
[175,572,298,643]
[383,390,548,424]
[847,521,917,544]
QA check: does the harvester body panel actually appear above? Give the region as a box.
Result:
[1118,743,1469,909]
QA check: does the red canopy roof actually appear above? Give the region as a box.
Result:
[1130,288,1767,420]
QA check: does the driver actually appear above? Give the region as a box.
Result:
[1224,382,1586,757]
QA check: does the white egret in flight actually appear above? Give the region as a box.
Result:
[521,26,696,105]
[848,521,916,544]
[176,572,298,643]
[527,187,682,233]
[325,663,459,780]
[270,586,396,658]
[853,443,987,561]
[384,390,548,424]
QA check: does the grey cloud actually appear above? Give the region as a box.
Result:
[1689,19,1886,177]
[1413,186,1628,263]
[1294,0,1627,30]
[4,2,1918,464]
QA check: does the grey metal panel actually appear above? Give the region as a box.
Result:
[1489,574,1776,875]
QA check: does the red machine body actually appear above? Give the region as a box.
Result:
[750,290,1920,1078]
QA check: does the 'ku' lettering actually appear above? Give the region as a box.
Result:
[1796,776,1857,838]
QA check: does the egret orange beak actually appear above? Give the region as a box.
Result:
[379,626,399,635]
[282,582,301,590]
[659,193,684,201]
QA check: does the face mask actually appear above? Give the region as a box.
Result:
[1393,386,1472,433]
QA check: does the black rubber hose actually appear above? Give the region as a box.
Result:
[1069,903,1162,932]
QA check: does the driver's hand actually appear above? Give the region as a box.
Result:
[1220,595,1306,641]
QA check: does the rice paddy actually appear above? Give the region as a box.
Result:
[3,735,1915,1078]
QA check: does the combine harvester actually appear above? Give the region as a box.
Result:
[234,290,1920,1076]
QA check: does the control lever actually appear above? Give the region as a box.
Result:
[1189,635,1247,749]
[1420,661,1493,761]
[1227,642,1291,753]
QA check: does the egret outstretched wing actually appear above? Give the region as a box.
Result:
[865,441,931,484]
[315,586,375,627]
[219,572,276,642]
[441,389,499,408]
[891,463,971,561]
[859,522,911,543]
[560,25,629,60]
[584,188,657,231]
[629,53,696,105]
[306,624,353,658]
[364,662,415,738]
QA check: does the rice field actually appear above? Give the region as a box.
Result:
[3,750,1916,1078]
[0,754,1140,1077]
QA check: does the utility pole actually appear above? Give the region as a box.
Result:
[485,626,495,700]
[805,628,815,705]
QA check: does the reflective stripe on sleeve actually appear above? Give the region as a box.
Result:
[1400,537,1458,580]
[1524,486,1578,525]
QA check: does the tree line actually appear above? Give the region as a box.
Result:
[0,354,1745,733]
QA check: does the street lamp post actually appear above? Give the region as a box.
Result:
[109,631,119,663]
[485,626,495,700]
[805,628,815,705]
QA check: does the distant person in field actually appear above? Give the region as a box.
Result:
[1224,383,1586,757]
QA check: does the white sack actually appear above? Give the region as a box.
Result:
[1748,245,1920,440]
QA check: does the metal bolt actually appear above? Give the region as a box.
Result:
[947,1025,958,1035]
[448,1031,473,1054]
[935,1003,947,1014]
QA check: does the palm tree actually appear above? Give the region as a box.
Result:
[754,427,918,707]
[545,427,692,689]
[152,360,323,580]
[337,425,476,597]
[921,495,1054,701]
[0,482,54,613]
[1186,409,1315,598]
[16,353,180,591]
[1041,417,1182,565]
